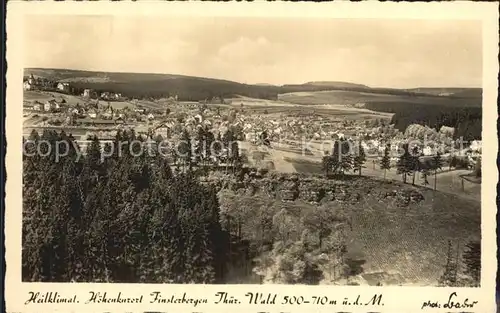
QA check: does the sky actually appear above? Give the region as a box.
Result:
[23,15,482,88]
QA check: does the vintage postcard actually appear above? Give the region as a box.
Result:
[5,1,499,312]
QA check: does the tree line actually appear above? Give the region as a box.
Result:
[364,102,482,141]
[321,139,367,177]
[321,140,478,190]
[151,126,244,175]
[23,129,230,283]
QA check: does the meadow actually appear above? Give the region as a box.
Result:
[346,189,480,285]
[24,91,53,102]
[278,90,481,107]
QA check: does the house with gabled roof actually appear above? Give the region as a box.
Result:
[44,100,60,112]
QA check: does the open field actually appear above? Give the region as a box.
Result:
[241,105,392,120]
[227,95,298,107]
[221,95,392,121]
[310,104,393,117]
[278,90,481,107]
[24,91,54,102]
[279,90,393,105]
[134,99,166,110]
[25,91,87,106]
[346,189,480,285]
[107,101,133,110]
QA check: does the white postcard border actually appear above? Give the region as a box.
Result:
[5,2,499,313]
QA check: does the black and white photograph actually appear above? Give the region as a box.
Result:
[18,14,486,288]
[6,2,499,312]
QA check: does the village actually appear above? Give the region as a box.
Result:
[23,73,482,200]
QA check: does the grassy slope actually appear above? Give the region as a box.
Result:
[278,90,481,107]
[218,177,480,286]
[346,189,480,285]
[302,81,370,89]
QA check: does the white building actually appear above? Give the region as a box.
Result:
[88,109,97,119]
[470,140,482,152]
[44,100,59,112]
[57,82,70,92]
[422,146,433,156]
[439,126,455,137]
[361,141,370,151]
[23,81,32,91]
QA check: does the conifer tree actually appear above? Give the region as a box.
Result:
[420,160,431,186]
[474,157,481,178]
[322,153,332,177]
[432,151,444,191]
[396,143,413,183]
[410,146,421,185]
[204,129,215,166]
[194,126,205,166]
[213,132,223,165]
[353,142,366,176]
[380,144,391,180]
[331,139,353,175]
[178,130,193,171]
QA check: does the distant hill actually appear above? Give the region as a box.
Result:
[254,83,278,87]
[25,68,380,101]
[24,68,482,104]
[25,68,231,84]
[25,68,282,101]
[302,81,370,89]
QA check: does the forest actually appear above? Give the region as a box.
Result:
[22,130,481,285]
[365,102,482,141]
[22,129,351,284]
[23,130,228,283]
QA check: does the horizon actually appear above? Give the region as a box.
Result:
[24,66,481,90]
[24,16,482,89]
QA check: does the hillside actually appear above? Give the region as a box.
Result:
[303,81,369,89]
[25,68,281,101]
[278,89,481,107]
[213,173,480,286]
[25,68,479,103]
[26,68,186,83]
